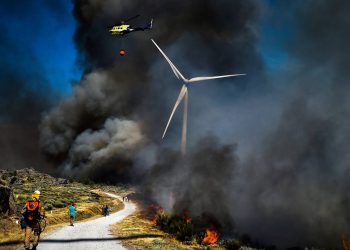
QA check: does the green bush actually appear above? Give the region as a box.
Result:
[0,178,7,186]
[156,213,195,241]
[53,201,65,208]
[224,239,241,250]
[44,203,53,211]
[156,213,171,230]
[175,220,194,241]
[16,195,26,204]
[80,177,94,186]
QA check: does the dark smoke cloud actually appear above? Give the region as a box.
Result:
[41,0,262,174]
[0,1,65,171]
[0,64,54,171]
[147,136,238,232]
[40,0,350,248]
[63,117,145,181]
[232,0,350,247]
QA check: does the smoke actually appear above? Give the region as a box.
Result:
[231,0,350,247]
[41,0,262,173]
[64,117,144,179]
[147,136,238,232]
[38,0,350,248]
[0,1,64,171]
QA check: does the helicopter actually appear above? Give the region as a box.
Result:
[109,14,153,36]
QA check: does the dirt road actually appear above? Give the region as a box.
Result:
[38,193,135,250]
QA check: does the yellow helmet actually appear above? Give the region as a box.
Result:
[32,190,40,200]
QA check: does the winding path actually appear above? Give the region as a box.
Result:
[38,193,135,250]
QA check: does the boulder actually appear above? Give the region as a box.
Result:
[57,178,69,185]
[0,185,16,215]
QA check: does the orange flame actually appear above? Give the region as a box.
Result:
[203,227,219,244]
[343,233,350,250]
[149,204,164,224]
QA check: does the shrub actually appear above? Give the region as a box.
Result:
[156,213,171,230]
[53,201,65,208]
[156,213,195,241]
[224,239,241,250]
[175,220,194,241]
[0,178,7,186]
[60,198,69,204]
[9,176,18,185]
[81,177,94,186]
[44,203,53,211]
[16,194,27,204]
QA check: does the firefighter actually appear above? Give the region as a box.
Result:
[22,190,45,250]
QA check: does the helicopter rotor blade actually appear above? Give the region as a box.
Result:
[111,14,140,27]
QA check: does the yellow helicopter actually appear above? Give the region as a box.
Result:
[109,15,153,36]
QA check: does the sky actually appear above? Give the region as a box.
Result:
[0,0,80,95]
[0,0,287,98]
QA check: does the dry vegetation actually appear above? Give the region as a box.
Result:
[111,200,226,250]
[111,210,197,250]
[0,178,125,250]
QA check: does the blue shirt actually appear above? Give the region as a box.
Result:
[69,205,76,216]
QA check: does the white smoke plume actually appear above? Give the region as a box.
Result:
[64,117,144,177]
[40,71,125,156]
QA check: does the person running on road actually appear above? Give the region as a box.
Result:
[22,190,45,250]
[68,203,76,226]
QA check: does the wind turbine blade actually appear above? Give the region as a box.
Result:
[188,74,246,83]
[151,39,187,82]
[181,90,188,156]
[162,85,188,139]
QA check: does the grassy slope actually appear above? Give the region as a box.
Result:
[111,210,191,250]
[1,169,225,250]
[0,182,126,250]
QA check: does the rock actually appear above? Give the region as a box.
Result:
[0,177,7,186]
[9,176,20,185]
[0,185,16,215]
[57,178,69,185]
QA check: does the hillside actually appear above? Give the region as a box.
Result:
[0,168,128,248]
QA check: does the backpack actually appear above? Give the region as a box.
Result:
[20,216,27,229]
[23,200,40,223]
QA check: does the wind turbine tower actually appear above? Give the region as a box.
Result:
[152,39,245,155]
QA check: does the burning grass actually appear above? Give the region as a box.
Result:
[151,204,222,246]
[111,197,229,250]
[155,212,196,242]
[112,198,289,250]
[343,234,350,250]
[203,227,220,244]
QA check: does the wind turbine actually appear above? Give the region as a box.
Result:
[151,39,245,155]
